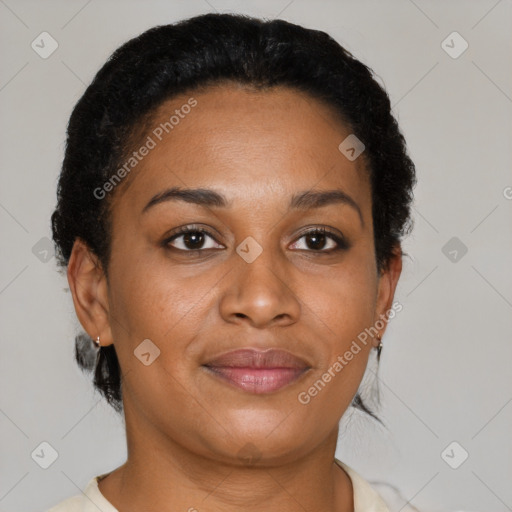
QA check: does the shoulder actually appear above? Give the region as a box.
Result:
[45,473,118,512]
[335,458,391,512]
[45,494,84,512]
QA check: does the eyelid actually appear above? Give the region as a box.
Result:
[162,224,349,253]
[291,226,349,252]
[163,224,224,251]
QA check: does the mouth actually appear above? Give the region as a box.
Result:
[202,348,311,394]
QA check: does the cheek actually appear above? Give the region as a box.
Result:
[108,261,201,345]
[308,250,378,343]
[108,233,378,367]
[104,233,380,453]
[298,251,378,394]
[106,244,226,383]
[280,266,378,447]
[105,259,207,418]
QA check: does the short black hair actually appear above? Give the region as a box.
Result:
[51,12,416,419]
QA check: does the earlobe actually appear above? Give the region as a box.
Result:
[67,238,114,346]
[374,245,403,343]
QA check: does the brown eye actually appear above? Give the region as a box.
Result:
[163,226,223,252]
[290,228,349,252]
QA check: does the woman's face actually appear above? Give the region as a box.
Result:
[72,83,401,465]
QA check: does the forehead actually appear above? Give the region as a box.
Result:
[112,83,371,214]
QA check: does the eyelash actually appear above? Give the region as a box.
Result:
[162,225,350,254]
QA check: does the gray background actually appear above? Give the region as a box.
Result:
[1,1,511,511]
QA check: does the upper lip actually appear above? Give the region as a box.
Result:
[203,348,310,369]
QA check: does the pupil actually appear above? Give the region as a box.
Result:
[184,232,204,249]
[307,232,325,250]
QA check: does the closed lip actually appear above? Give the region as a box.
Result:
[203,348,310,370]
[202,348,311,394]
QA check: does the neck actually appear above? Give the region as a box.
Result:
[98,405,354,512]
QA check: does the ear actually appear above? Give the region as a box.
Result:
[373,245,403,346]
[67,238,113,347]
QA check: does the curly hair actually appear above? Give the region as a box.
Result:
[51,12,416,418]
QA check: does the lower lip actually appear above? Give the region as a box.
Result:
[203,366,308,394]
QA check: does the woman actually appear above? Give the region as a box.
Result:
[48,12,416,511]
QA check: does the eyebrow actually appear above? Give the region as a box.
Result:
[142,186,364,226]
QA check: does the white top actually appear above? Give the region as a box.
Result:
[46,458,390,512]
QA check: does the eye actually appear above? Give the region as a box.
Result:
[163,225,224,252]
[162,225,349,254]
[290,227,349,252]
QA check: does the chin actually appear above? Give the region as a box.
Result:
[206,411,312,463]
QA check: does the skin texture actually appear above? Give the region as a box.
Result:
[67,83,402,512]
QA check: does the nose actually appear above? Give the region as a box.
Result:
[218,245,301,329]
